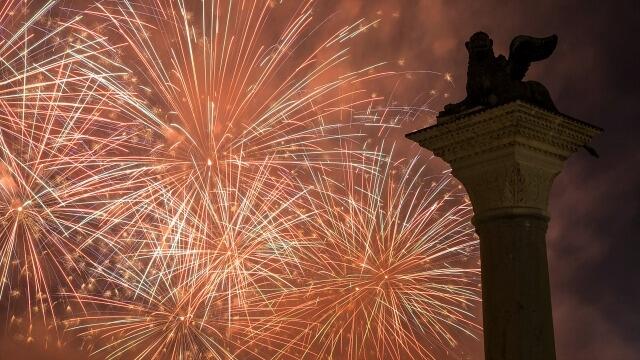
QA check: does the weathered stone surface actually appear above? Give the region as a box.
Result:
[407,101,601,360]
[407,101,601,217]
[474,214,554,360]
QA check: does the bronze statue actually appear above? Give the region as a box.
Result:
[440,32,559,116]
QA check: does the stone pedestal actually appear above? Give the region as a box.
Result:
[406,101,601,360]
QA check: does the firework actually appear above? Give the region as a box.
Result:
[68,255,246,360]
[85,0,384,185]
[243,148,481,360]
[69,160,315,359]
[63,1,392,352]
[74,0,387,271]
[0,0,139,338]
[0,1,482,359]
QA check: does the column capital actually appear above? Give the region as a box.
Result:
[407,101,602,218]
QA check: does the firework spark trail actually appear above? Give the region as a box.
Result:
[68,263,241,360]
[83,0,385,186]
[0,1,481,358]
[68,160,318,359]
[61,0,391,294]
[68,0,391,339]
[67,147,481,360]
[0,0,148,338]
[239,147,481,360]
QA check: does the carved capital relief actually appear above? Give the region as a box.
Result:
[454,161,558,215]
[407,102,601,218]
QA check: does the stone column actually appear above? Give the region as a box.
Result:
[406,101,601,360]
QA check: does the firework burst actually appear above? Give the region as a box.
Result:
[242,148,481,360]
[0,0,141,339]
[75,0,388,274]
[69,160,315,359]
[0,1,482,359]
[86,0,383,192]
[69,261,241,360]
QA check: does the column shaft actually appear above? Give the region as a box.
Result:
[406,101,602,360]
[474,213,555,360]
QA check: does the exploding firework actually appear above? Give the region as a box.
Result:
[67,247,253,360]
[85,0,383,193]
[76,0,388,268]
[0,0,141,339]
[69,260,242,360]
[242,149,481,360]
[69,160,315,359]
[0,1,481,359]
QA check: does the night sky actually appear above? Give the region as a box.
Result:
[2,1,639,359]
